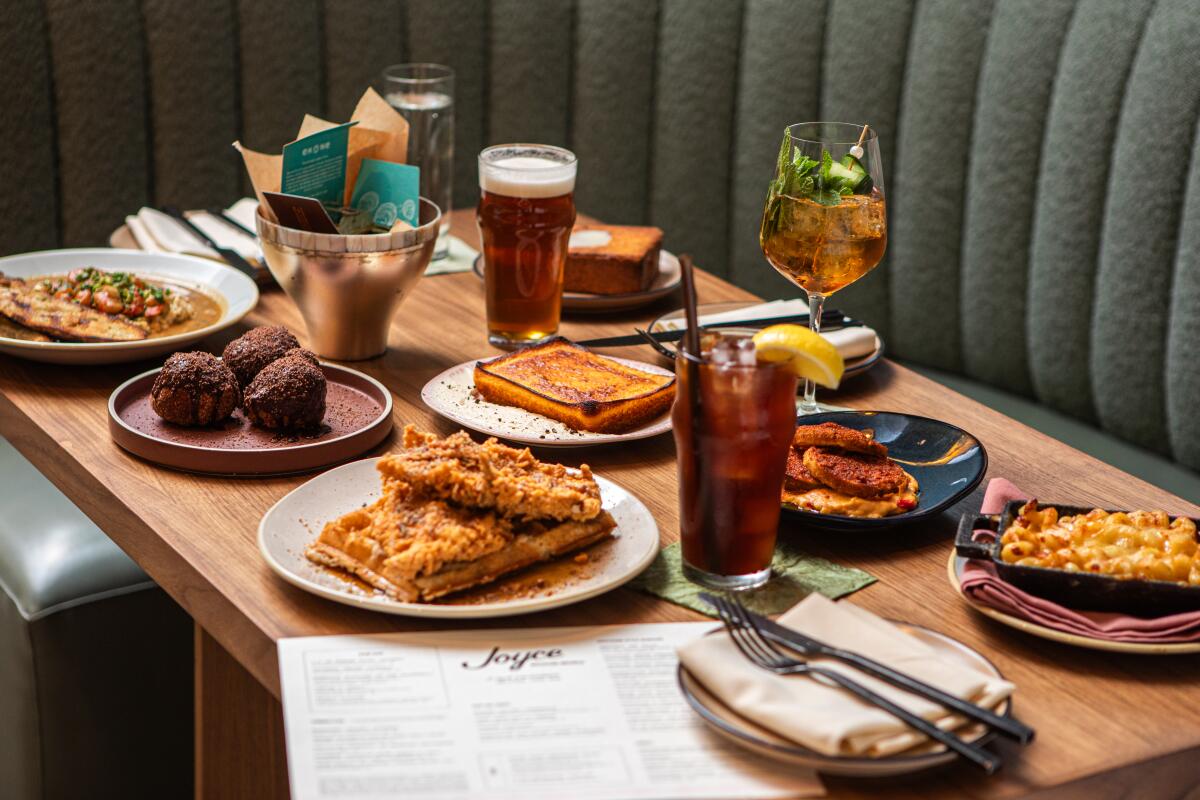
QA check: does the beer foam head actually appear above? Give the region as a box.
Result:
[479,145,577,199]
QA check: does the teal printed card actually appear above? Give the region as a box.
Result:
[281,122,357,206]
[349,158,421,229]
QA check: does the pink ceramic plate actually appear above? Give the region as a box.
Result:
[108,362,393,475]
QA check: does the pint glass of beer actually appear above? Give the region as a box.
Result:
[477,144,577,348]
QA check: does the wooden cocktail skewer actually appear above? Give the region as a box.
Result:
[850,124,869,160]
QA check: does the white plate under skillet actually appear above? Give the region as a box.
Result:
[0,248,259,365]
[678,623,1010,777]
[472,249,682,313]
[258,458,660,619]
[946,552,1200,655]
[420,355,674,447]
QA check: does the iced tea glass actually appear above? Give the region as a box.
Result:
[760,122,886,412]
[673,333,799,589]
[477,144,577,349]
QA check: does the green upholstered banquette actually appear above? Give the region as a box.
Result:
[2,0,1199,494]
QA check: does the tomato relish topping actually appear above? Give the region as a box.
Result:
[34,267,171,319]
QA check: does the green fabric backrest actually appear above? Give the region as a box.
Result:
[3,0,1199,470]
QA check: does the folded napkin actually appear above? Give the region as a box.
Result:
[960,478,1200,642]
[424,234,478,276]
[127,198,262,262]
[658,298,878,360]
[678,593,1014,758]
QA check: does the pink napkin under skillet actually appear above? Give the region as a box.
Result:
[959,478,1200,643]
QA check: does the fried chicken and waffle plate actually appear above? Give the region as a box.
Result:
[780,412,987,530]
[259,427,660,617]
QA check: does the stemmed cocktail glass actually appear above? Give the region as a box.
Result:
[759,122,887,412]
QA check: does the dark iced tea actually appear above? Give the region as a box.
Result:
[673,333,799,589]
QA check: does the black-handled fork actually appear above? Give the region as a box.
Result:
[708,594,1002,774]
[706,594,1034,745]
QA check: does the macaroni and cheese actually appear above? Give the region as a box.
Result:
[999,500,1200,585]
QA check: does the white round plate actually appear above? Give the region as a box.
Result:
[472,249,682,313]
[947,552,1200,655]
[0,248,258,364]
[421,356,673,447]
[258,458,660,618]
[651,300,884,379]
[679,623,1009,777]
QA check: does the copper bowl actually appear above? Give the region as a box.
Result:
[256,198,441,360]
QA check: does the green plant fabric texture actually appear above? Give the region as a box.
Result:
[630,541,876,618]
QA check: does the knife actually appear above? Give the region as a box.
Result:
[577,310,859,349]
[715,599,1035,744]
[160,205,260,281]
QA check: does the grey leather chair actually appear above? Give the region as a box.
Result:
[4,0,1197,502]
[0,437,191,799]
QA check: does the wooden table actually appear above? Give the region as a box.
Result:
[2,210,1198,799]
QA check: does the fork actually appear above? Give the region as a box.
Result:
[709,594,1001,773]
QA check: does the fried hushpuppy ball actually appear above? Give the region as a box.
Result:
[221,325,302,388]
[783,447,822,491]
[802,446,909,498]
[792,422,887,458]
[243,353,327,430]
[151,351,240,426]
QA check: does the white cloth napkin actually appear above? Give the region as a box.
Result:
[659,298,878,360]
[677,593,1014,758]
[127,198,262,263]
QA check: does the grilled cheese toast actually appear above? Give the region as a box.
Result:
[473,337,675,433]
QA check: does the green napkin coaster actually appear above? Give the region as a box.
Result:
[630,540,875,617]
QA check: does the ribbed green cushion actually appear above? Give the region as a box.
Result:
[1091,0,1200,456]
[1026,0,1154,424]
[728,0,824,299]
[960,0,1074,396]
[888,0,993,372]
[4,0,1199,483]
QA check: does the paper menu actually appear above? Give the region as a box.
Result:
[278,622,823,800]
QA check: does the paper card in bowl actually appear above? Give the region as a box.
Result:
[350,159,420,229]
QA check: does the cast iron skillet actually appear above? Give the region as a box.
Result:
[957,500,1200,616]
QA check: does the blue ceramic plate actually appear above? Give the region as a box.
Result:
[781,411,987,530]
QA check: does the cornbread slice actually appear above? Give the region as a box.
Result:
[473,337,675,433]
[565,225,663,295]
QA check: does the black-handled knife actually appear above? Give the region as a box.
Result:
[576,310,860,349]
[160,205,259,280]
[722,601,1035,744]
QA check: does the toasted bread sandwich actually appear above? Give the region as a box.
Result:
[565,225,663,295]
[473,337,675,433]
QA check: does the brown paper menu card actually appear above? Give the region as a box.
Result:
[234,87,410,224]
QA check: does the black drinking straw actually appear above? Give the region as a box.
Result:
[678,255,716,572]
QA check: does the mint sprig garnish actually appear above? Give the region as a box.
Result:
[763,130,871,238]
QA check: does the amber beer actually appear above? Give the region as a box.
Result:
[477,145,577,347]
[674,333,799,589]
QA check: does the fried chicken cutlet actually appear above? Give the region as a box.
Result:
[792,421,886,457]
[377,426,602,521]
[782,422,919,517]
[802,446,909,498]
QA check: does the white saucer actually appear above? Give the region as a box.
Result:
[421,356,673,447]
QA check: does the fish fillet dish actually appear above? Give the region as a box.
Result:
[306,427,616,602]
[782,422,919,517]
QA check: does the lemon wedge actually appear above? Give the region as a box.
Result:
[751,324,844,388]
